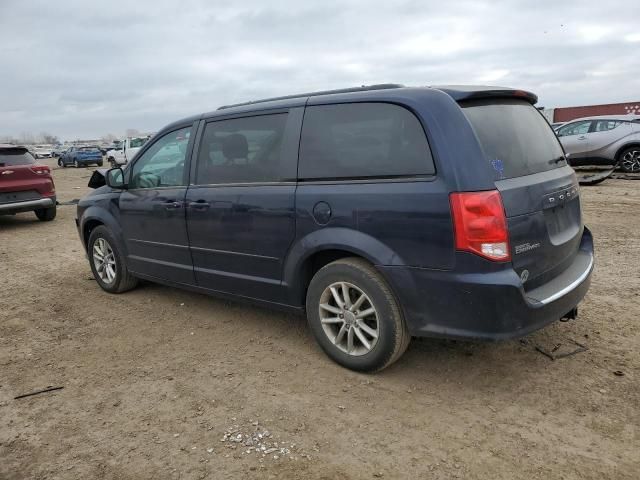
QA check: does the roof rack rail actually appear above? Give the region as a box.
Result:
[217,83,404,110]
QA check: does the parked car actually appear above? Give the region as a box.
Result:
[0,144,56,221]
[50,145,67,157]
[32,145,52,159]
[556,115,640,172]
[550,122,566,132]
[76,84,593,371]
[106,136,149,167]
[58,146,103,168]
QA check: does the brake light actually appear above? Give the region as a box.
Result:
[450,190,511,262]
[31,165,50,175]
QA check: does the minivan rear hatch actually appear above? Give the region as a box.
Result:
[461,99,582,288]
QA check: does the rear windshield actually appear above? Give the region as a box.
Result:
[0,149,36,166]
[462,99,565,180]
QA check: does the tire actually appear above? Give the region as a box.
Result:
[108,157,116,168]
[88,226,138,293]
[34,205,56,221]
[97,160,103,167]
[74,159,80,168]
[306,257,410,372]
[619,147,640,173]
[58,159,65,168]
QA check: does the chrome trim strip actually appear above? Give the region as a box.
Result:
[0,198,54,211]
[537,254,594,305]
[129,238,190,249]
[190,245,279,261]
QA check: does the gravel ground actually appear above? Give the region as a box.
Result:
[1,159,639,479]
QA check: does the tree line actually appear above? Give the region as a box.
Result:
[0,129,143,145]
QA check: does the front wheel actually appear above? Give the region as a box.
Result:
[88,226,138,293]
[97,160,103,167]
[619,147,640,173]
[34,205,56,221]
[58,159,65,168]
[306,257,410,372]
[74,159,80,168]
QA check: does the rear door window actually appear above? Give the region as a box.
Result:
[195,113,288,185]
[0,149,36,166]
[462,99,566,180]
[593,120,622,132]
[299,103,434,180]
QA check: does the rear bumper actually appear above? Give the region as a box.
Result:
[380,227,594,341]
[0,196,56,214]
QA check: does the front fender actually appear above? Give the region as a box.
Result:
[77,197,126,256]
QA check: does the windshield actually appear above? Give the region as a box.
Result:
[462,99,566,180]
[0,149,36,166]
[80,147,100,151]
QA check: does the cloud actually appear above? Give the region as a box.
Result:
[1,0,639,139]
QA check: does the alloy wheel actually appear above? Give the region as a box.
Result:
[318,282,379,356]
[93,237,117,284]
[621,149,640,173]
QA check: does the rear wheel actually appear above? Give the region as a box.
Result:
[74,159,80,168]
[620,147,640,173]
[88,226,138,293]
[306,257,410,372]
[97,160,103,167]
[34,205,56,221]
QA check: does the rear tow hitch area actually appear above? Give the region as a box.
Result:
[560,307,578,322]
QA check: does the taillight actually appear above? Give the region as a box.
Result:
[450,190,511,262]
[31,165,50,175]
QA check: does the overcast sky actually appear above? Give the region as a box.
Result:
[1,0,639,140]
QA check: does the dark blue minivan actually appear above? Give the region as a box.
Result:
[76,84,594,371]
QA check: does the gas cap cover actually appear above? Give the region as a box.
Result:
[312,202,332,225]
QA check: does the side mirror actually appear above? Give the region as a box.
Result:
[105,167,126,189]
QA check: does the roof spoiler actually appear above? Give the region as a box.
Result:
[432,85,538,105]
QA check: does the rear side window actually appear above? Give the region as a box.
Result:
[0,149,35,167]
[593,120,622,132]
[462,99,565,180]
[196,114,288,185]
[299,103,434,180]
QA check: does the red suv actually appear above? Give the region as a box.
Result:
[0,144,57,221]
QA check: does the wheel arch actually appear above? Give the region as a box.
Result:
[615,142,640,161]
[80,207,126,256]
[283,228,405,308]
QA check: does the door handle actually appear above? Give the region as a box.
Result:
[188,200,210,210]
[162,201,183,210]
[578,135,587,140]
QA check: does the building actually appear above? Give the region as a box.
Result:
[542,101,640,123]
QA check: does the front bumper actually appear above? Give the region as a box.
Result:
[0,196,55,214]
[380,227,594,341]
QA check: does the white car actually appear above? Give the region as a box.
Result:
[106,136,149,167]
[33,145,52,158]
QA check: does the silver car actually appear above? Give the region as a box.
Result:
[556,115,640,172]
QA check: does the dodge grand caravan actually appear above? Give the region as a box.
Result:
[76,84,594,372]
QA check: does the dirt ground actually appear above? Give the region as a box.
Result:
[1,158,638,480]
